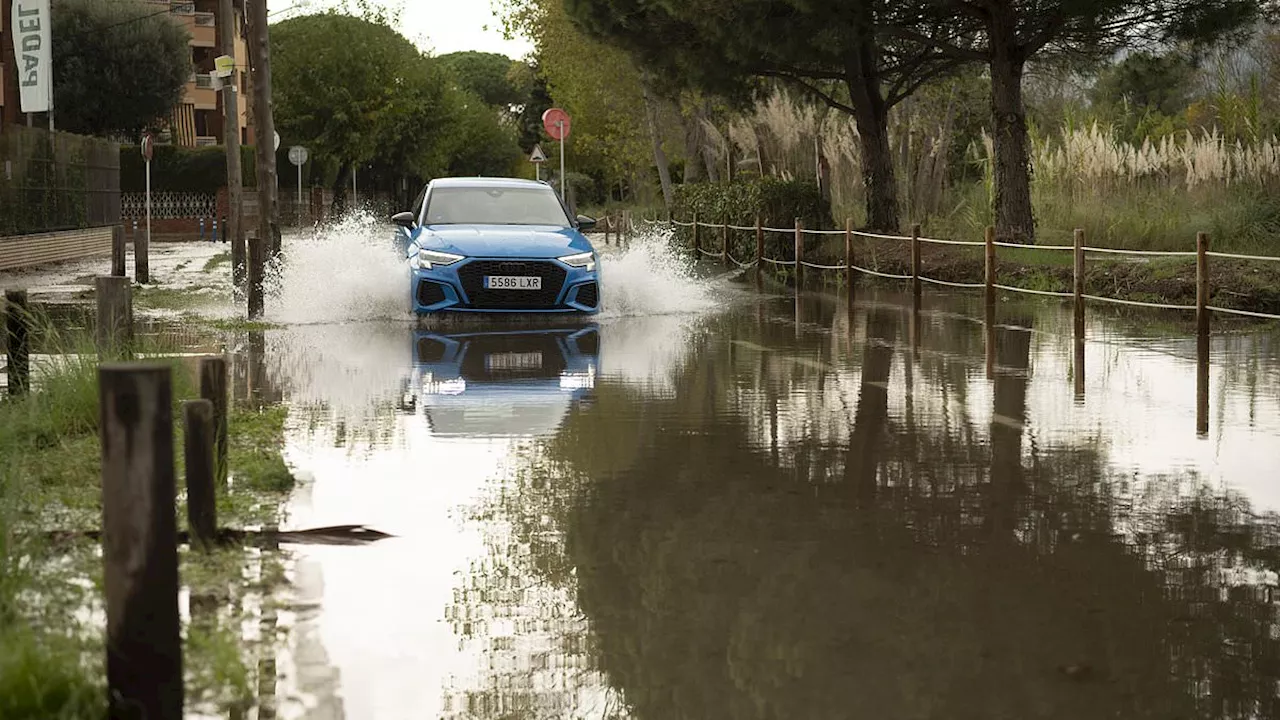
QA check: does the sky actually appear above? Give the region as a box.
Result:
[268,0,535,59]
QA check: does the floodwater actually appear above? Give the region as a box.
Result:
[8,221,1280,718]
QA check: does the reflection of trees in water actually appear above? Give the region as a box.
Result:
[449,293,1280,720]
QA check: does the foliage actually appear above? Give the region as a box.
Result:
[0,127,108,236]
[438,51,530,109]
[50,0,191,139]
[119,145,258,193]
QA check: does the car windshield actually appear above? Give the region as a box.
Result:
[424,186,571,227]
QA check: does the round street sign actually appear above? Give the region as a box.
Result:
[542,108,571,141]
[273,131,281,152]
[288,146,309,166]
[141,133,154,162]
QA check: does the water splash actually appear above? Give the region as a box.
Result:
[265,210,411,325]
[262,213,719,325]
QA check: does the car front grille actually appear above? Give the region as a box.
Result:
[417,280,448,307]
[457,260,567,309]
[574,282,599,309]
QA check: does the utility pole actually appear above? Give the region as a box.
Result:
[248,0,278,259]
[219,0,245,287]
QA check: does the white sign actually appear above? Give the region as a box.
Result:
[288,146,309,166]
[529,144,547,164]
[273,131,281,152]
[13,0,52,114]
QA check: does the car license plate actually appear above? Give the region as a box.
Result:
[485,352,543,371]
[485,275,542,290]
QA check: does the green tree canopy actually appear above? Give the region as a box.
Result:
[50,0,191,139]
[438,51,528,109]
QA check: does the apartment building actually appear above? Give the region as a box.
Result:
[0,0,254,146]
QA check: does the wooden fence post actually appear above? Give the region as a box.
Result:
[1196,231,1210,436]
[95,276,134,359]
[199,356,229,486]
[603,214,611,245]
[248,234,266,320]
[844,218,854,294]
[910,223,922,303]
[98,363,183,719]
[722,220,730,267]
[692,212,700,255]
[1073,228,1086,402]
[794,218,804,288]
[4,290,31,396]
[754,216,764,281]
[984,225,996,308]
[112,225,127,277]
[183,399,217,550]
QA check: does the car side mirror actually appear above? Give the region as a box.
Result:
[392,211,416,229]
[576,215,597,232]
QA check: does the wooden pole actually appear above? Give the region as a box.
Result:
[98,363,182,720]
[183,399,217,550]
[1196,231,1210,436]
[984,225,996,309]
[4,290,31,396]
[198,356,229,486]
[1073,228,1086,401]
[249,0,279,261]
[219,0,246,288]
[722,220,730,267]
[692,212,700,254]
[603,214,611,245]
[844,218,853,294]
[794,218,804,289]
[95,276,134,359]
[248,234,265,319]
[910,223,922,303]
[111,225,127,277]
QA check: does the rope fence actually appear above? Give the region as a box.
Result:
[644,215,1280,325]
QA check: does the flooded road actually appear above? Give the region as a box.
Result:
[257,271,1280,718]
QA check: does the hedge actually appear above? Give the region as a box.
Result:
[119,144,259,193]
[670,178,833,262]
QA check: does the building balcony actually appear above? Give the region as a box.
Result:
[184,74,218,111]
[195,136,218,147]
[144,1,216,47]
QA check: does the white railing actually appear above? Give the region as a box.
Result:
[194,74,214,89]
[194,12,215,26]
[194,136,218,147]
[122,192,217,220]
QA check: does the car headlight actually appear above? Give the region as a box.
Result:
[559,252,596,272]
[416,248,464,270]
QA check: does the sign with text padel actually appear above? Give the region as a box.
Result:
[12,0,53,114]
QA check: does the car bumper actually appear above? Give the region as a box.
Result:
[411,257,600,314]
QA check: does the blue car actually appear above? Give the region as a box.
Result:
[393,177,601,315]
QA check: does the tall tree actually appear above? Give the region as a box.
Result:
[564,0,967,231]
[893,0,1272,242]
[50,0,191,138]
[438,51,528,109]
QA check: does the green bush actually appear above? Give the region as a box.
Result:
[670,178,833,262]
[119,145,258,193]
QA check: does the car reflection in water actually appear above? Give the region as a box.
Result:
[399,324,599,438]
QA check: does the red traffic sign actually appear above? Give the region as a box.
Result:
[542,108,571,141]
[141,133,154,162]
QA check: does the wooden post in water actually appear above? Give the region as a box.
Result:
[183,399,217,550]
[1196,231,1210,436]
[4,290,31,396]
[1073,228,1086,401]
[199,356,229,486]
[910,223,922,304]
[603,214,610,245]
[794,218,804,289]
[844,218,854,294]
[722,220,730,267]
[95,276,134,359]
[248,234,265,320]
[111,225,127,277]
[692,213,700,255]
[754,216,764,283]
[984,225,996,309]
[98,363,182,720]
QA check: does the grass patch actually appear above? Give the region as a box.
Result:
[134,284,223,311]
[0,319,295,716]
[203,252,231,274]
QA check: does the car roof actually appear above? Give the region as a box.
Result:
[427,177,552,190]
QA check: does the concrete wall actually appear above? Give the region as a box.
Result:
[0,227,113,272]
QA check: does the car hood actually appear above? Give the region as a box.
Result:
[416,225,592,258]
